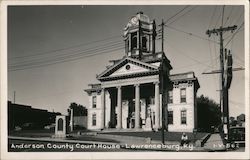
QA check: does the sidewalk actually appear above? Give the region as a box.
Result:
[203,133,226,151]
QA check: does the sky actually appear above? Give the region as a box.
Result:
[7,5,245,117]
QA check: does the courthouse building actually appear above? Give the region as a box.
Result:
[84,12,200,132]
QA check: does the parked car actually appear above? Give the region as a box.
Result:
[44,123,55,130]
[229,126,245,146]
[21,123,35,130]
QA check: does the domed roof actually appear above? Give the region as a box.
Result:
[126,12,151,28]
[134,11,150,23]
[124,11,154,36]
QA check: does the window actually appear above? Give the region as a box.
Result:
[180,88,186,103]
[92,113,96,126]
[125,65,131,70]
[131,33,137,50]
[92,96,97,108]
[142,36,147,51]
[168,90,173,104]
[125,39,129,53]
[181,110,187,124]
[168,111,173,124]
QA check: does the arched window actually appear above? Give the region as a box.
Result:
[58,118,63,131]
[125,39,129,53]
[131,36,137,50]
[142,36,147,51]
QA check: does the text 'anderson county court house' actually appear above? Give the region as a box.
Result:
[84,12,200,132]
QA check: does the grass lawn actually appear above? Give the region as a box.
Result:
[9,129,208,143]
[9,129,54,138]
[9,129,119,143]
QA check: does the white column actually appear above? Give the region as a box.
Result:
[70,108,73,132]
[116,86,122,129]
[154,82,160,129]
[135,84,140,129]
[101,88,105,129]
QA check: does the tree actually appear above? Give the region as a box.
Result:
[236,113,245,126]
[197,95,221,132]
[68,102,87,116]
[229,116,237,126]
[237,114,245,122]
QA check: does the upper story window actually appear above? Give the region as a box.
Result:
[180,88,186,103]
[181,110,187,125]
[168,90,173,104]
[125,39,129,53]
[92,96,97,108]
[131,33,137,51]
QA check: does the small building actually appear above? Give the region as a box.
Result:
[8,101,61,130]
[84,12,199,132]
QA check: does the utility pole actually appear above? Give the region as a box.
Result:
[159,19,166,144]
[205,25,237,144]
[161,19,164,52]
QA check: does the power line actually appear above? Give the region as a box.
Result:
[165,6,197,26]
[167,41,214,68]
[208,6,218,28]
[166,25,218,44]
[9,41,124,66]
[9,34,122,60]
[9,43,124,69]
[174,56,219,71]
[208,39,218,89]
[164,6,190,24]
[9,44,124,70]
[9,46,124,72]
[214,6,224,28]
[233,10,243,26]
[224,6,234,26]
[225,22,244,47]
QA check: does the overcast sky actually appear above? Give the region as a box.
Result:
[7,5,245,117]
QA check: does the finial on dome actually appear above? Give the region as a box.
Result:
[137,11,143,15]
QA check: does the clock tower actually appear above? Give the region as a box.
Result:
[123,12,157,59]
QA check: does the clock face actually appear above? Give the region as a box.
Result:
[131,17,138,25]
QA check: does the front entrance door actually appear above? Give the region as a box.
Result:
[127,100,135,128]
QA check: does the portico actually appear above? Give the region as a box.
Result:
[98,75,161,130]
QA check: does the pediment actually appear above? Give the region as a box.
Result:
[97,57,158,80]
[110,62,150,76]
